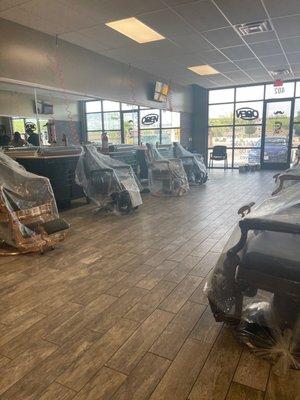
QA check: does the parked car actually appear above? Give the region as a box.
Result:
[248,137,288,164]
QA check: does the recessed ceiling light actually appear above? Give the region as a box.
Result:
[188,65,219,75]
[106,17,165,44]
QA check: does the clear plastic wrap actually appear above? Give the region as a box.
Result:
[172,142,208,185]
[206,183,300,374]
[146,143,189,196]
[75,145,142,212]
[273,164,300,195]
[0,152,69,254]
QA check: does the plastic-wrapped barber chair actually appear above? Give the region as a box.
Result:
[76,145,142,213]
[145,143,189,196]
[0,152,70,255]
[172,142,208,185]
[206,184,300,374]
[272,164,300,195]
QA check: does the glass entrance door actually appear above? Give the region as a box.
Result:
[261,99,292,169]
[122,111,139,145]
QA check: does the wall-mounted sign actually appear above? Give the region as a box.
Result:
[142,113,159,125]
[236,107,259,121]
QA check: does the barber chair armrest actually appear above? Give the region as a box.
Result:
[272,174,300,195]
[228,217,300,256]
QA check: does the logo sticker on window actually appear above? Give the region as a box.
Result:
[141,114,159,125]
[236,107,259,120]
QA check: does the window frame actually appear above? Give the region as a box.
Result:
[208,80,300,168]
[85,100,181,145]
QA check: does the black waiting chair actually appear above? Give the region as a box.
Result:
[209,146,228,169]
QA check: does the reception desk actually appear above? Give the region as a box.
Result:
[5,147,84,207]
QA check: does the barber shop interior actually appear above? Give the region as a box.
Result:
[0,1,300,399]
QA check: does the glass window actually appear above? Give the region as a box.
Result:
[121,103,137,110]
[235,101,263,125]
[140,109,160,129]
[161,128,180,144]
[102,100,120,111]
[234,148,261,167]
[296,82,300,97]
[293,124,300,147]
[236,85,264,102]
[86,113,102,131]
[161,111,180,128]
[234,126,262,147]
[209,104,234,126]
[86,101,101,113]
[140,129,160,145]
[294,98,300,123]
[103,112,120,130]
[87,131,102,142]
[265,82,295,99]
[208,126,233,147]
[12,118,25,134]
[209,88,234,104]
[106,130,121,144]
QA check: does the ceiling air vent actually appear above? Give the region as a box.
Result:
[235,20,273,36]
[270,69,291,76]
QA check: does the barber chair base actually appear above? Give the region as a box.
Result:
[94,190,139,215]
[235,302,300,372]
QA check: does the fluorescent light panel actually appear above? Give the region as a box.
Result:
[106,17,165,43]
[188,65,219,75]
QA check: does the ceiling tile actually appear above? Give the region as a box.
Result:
[174,0,230,31]
[60,32,110,53]
[235,58,265,70]
[210,61,239,73]
[0,5,58,35]
[62,0,166,23]
[139,9,194,37]
[103,40,189,63]
[214,0,267,24]
[281,37,300,54]
[166,52,206,67]
[242,30,277,44]
[260,54,289,68]
[222,45,254,60]
[0,0,29,12]
[224,70,252,81]
[170,34,214,52]
[201,27,243,48]
[246,68,272,80]
[249,40,283,57]
[263,0,300,18]
[12,0,100,34]
[287,52,300,64]
[77,25,134,49]
[201,49,229,64]
[207,74,233,85]
[272,15,300,39]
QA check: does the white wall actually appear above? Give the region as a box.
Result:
[0,18,193,113]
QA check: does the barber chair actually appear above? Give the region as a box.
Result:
[0,153,69,255]
[172,142,208,185]
[272,165,300,195]
[207,185,300,372]
[145,143,189,196]
[76,145,142,213]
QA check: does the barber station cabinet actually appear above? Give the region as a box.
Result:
[16,155,84,208]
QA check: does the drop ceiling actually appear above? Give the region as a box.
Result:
[1,0,300,88]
